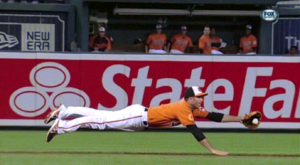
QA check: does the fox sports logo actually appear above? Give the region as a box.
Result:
[260,9,279,21]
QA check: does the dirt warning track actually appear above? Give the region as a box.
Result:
[0,151,299,158]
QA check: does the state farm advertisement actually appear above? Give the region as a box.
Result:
[0,52,299,129]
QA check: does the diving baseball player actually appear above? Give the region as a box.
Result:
[45,86,261,156]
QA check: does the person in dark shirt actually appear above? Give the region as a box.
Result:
[209,27,223,54]
[89,27,111,52]
[287,46,298,55]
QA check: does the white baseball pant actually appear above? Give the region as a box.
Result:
[56,104,148,134]
[170,49,184,54]
[211,50,223,54]
[246,52,257,55]
[149,49,167,54]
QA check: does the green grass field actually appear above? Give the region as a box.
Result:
[0,130,299,165]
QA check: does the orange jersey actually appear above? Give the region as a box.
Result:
[239,34,257,53]
[89,35,111,51]
[148,101,209,128]
[170,34,193,53]
[198,35,212,54]
[210,36,221,51]
[146,33,167,50]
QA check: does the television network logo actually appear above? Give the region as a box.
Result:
[260,9,279,21]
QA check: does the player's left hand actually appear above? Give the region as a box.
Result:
[242,111,262,130]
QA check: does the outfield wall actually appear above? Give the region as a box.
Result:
[0,52,299,129]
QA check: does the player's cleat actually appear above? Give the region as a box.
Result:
[46,119,59,142]
[44,104,65,124]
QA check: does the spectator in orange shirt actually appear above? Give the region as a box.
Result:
[287,46,298,55]
[89,27,111,52]
[239,25,258,54]
[198,25,212,54]
[209,27,223,54]
[169,26,193,54]
[145,25,168,54]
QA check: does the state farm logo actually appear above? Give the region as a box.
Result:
[0,31,19,49]
[9,62,90,117]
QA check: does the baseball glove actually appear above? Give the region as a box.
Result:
[242,111,262,130]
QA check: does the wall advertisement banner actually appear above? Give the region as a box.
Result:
[0,53,299,129]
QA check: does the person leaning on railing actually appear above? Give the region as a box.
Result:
[287,46,299,55]
[89,27,111,53]
[169,26,193,54]
[145,25,168,54]
[239,25,258,55]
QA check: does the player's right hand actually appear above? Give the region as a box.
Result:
[211,149,229,156]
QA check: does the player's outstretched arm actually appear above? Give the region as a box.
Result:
[221,114,243,123]
[200,139,229,156]
[186,125,229,156]
[205,112,243,123]
[172,113,244,126]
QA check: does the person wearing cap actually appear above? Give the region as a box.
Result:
[198,25,212,54]
[45,86,245,156]
[89,27,111,52]
[239,25,258,54]
[169,26,193,54]
[145,25,168,54]
[209,27,224,54]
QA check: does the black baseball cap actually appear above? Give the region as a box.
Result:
[184,86,208,99]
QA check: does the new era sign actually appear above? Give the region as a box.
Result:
[0,25,21,50]
[21,24,55,51]
[0,14,64,52]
